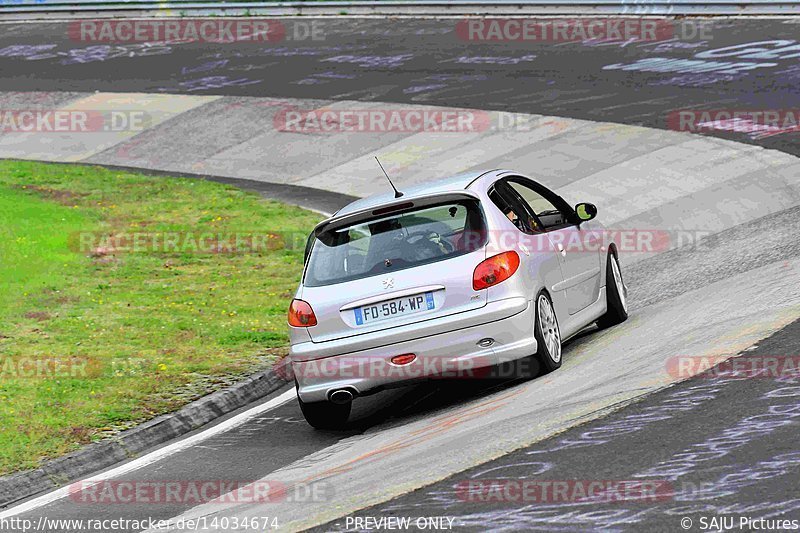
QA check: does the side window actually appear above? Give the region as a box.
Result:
[488,184,540,234]
[507,179,573,231]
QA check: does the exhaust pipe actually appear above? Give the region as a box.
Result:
[329,389,354,405]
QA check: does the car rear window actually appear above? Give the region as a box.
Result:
[304,199,486,287]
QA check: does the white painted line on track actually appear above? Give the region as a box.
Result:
[0,388,296,519]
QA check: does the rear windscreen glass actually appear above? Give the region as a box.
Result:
[304,200,485,287]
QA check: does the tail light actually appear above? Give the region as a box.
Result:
[390,353,417,366]
[473,251,520,290]
[288,299,317,327]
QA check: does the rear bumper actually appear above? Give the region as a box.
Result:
[290,296,529,362]
[292,297,535,403]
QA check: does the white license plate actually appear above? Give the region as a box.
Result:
[354,291,435,325]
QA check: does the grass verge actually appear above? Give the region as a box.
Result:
[0,160,320,475]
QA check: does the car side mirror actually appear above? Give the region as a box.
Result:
[575,202,597,222]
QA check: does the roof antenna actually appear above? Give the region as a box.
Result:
[375,156,403,198]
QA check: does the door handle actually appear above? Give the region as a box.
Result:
[557,243,566,256]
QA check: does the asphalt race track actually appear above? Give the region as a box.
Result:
[320,319,800,532]
[5,18,800,155]
[1,16,800,533]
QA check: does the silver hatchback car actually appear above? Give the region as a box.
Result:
[288,170,628,429]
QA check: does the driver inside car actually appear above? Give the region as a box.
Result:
[505,207,540,233]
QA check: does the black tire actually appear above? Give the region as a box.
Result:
[298,395,351,430]
[533,291,562,375]
[597,251,629,329]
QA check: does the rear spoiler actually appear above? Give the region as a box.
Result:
[312,191,482,237]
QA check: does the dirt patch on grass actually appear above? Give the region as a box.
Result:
[16,185,88,205]
[24,311,51,322]
[67,426,93,444]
